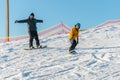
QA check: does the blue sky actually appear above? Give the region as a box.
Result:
[0,0,120,37]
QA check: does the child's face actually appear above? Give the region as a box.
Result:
[76,26,80,30]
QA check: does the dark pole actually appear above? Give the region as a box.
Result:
[6,0,9,42]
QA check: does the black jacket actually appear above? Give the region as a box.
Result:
[16,18,43,31]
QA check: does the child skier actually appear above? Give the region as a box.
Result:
[69,23,80,53]
[15,13,43,49]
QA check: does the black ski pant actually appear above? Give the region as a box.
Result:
[69,39,78,51]
[29,31,40,47]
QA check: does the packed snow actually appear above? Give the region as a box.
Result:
[0,23,120,80]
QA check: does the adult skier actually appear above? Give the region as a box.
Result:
[68,23,80,53]
[15,13,43,49]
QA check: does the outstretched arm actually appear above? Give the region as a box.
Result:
[36,19,43,23]
[15,19,28,23]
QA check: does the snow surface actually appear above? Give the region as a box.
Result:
[0,24,120,80]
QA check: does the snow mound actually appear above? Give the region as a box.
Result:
[0,24,120,80]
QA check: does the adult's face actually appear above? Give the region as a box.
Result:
[30,15,34,19]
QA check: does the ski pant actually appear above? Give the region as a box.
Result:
[28,31,40,47]
[69,39,78,51]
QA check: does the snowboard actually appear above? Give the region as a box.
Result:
[24,45,47,50]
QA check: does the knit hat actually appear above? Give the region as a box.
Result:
[30,13,35,17]
[76,23,81,27]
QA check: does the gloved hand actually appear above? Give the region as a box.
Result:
[76,40,79,44]
[70,39,74,44]
[15,20,18,23]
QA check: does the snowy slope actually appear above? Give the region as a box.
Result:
[0,23,120,80]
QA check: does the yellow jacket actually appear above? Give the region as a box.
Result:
[69,26,79,40]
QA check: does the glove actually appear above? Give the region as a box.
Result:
[76,40,79,44]
[70,39,74,44]
[41,20,43,23]
[15,20,18,23]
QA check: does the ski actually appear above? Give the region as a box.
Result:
[24,45,47,50]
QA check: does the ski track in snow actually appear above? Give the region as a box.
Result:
[0,24,120,80]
